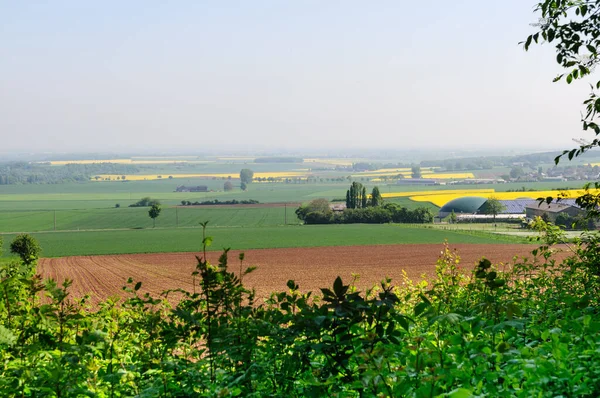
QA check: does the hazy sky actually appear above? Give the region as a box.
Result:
[0,1,594,154]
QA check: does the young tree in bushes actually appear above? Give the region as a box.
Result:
[370,186,383,207]
[241,181,247,191]
[361,186,367,208]
[296,198,332,222]
[148,204,162,228]
[224,181,233,191]
[9,234,40,266]
[449,210,457,224]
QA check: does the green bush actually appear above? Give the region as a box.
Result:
[9,234,40,265]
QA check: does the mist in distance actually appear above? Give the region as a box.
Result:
[0,1,593,155]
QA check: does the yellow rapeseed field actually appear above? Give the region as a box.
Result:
[50,159,214,165]
[381,189,495,199]
[91,171,309,181]
[408,189,599,207]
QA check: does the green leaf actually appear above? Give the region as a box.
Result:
[287,279,298,290]
[446,388,473,398]
[202,236,213,247]
[333,276,344,297]
[414,301,430,317]
[134,282,142,291]
[525,35,532,50]
[567,73,573,84]
[0,326,17,347]
[397,316,410,331]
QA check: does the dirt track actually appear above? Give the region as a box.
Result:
[38,244,552,305]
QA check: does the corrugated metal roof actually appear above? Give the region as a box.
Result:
[497,199,579,214]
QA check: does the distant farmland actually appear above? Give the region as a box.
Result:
[0,205,301,233]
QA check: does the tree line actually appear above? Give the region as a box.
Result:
[297,201,434,224]
[180,199,259,206]
[0,162,139,185]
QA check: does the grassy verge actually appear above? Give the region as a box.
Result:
[1,224,530,258]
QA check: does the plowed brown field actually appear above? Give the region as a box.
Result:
[38,244,551,305]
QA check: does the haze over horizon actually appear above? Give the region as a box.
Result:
[0,1,594,154]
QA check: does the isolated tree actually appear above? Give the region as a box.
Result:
[411,165,422,179]
[148,204,162,228]
[510,166,524,179]
[370,186,383,207]
[480,197,506,223]
[449,210,458,224]
[240,169,254,184]
[224,181,233,191]
[10,234,41,266]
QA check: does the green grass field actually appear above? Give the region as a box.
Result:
[0,224,528,258]
[0,206,301,233]
[0,180,353,208]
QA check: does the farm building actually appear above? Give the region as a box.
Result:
[499,198,579,214]
[175,185,208,192]
[525,202,583,223]
[438,196,488,219]
[438,196,583,222]
[329,203,347,212]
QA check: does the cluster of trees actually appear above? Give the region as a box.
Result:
[180,199,259,206]
[294,182,431,224]
[555,212,596,230]
[129,197,161,207]
[345,182,382,209]
[0,162,138,185]
[296,200,433,225]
